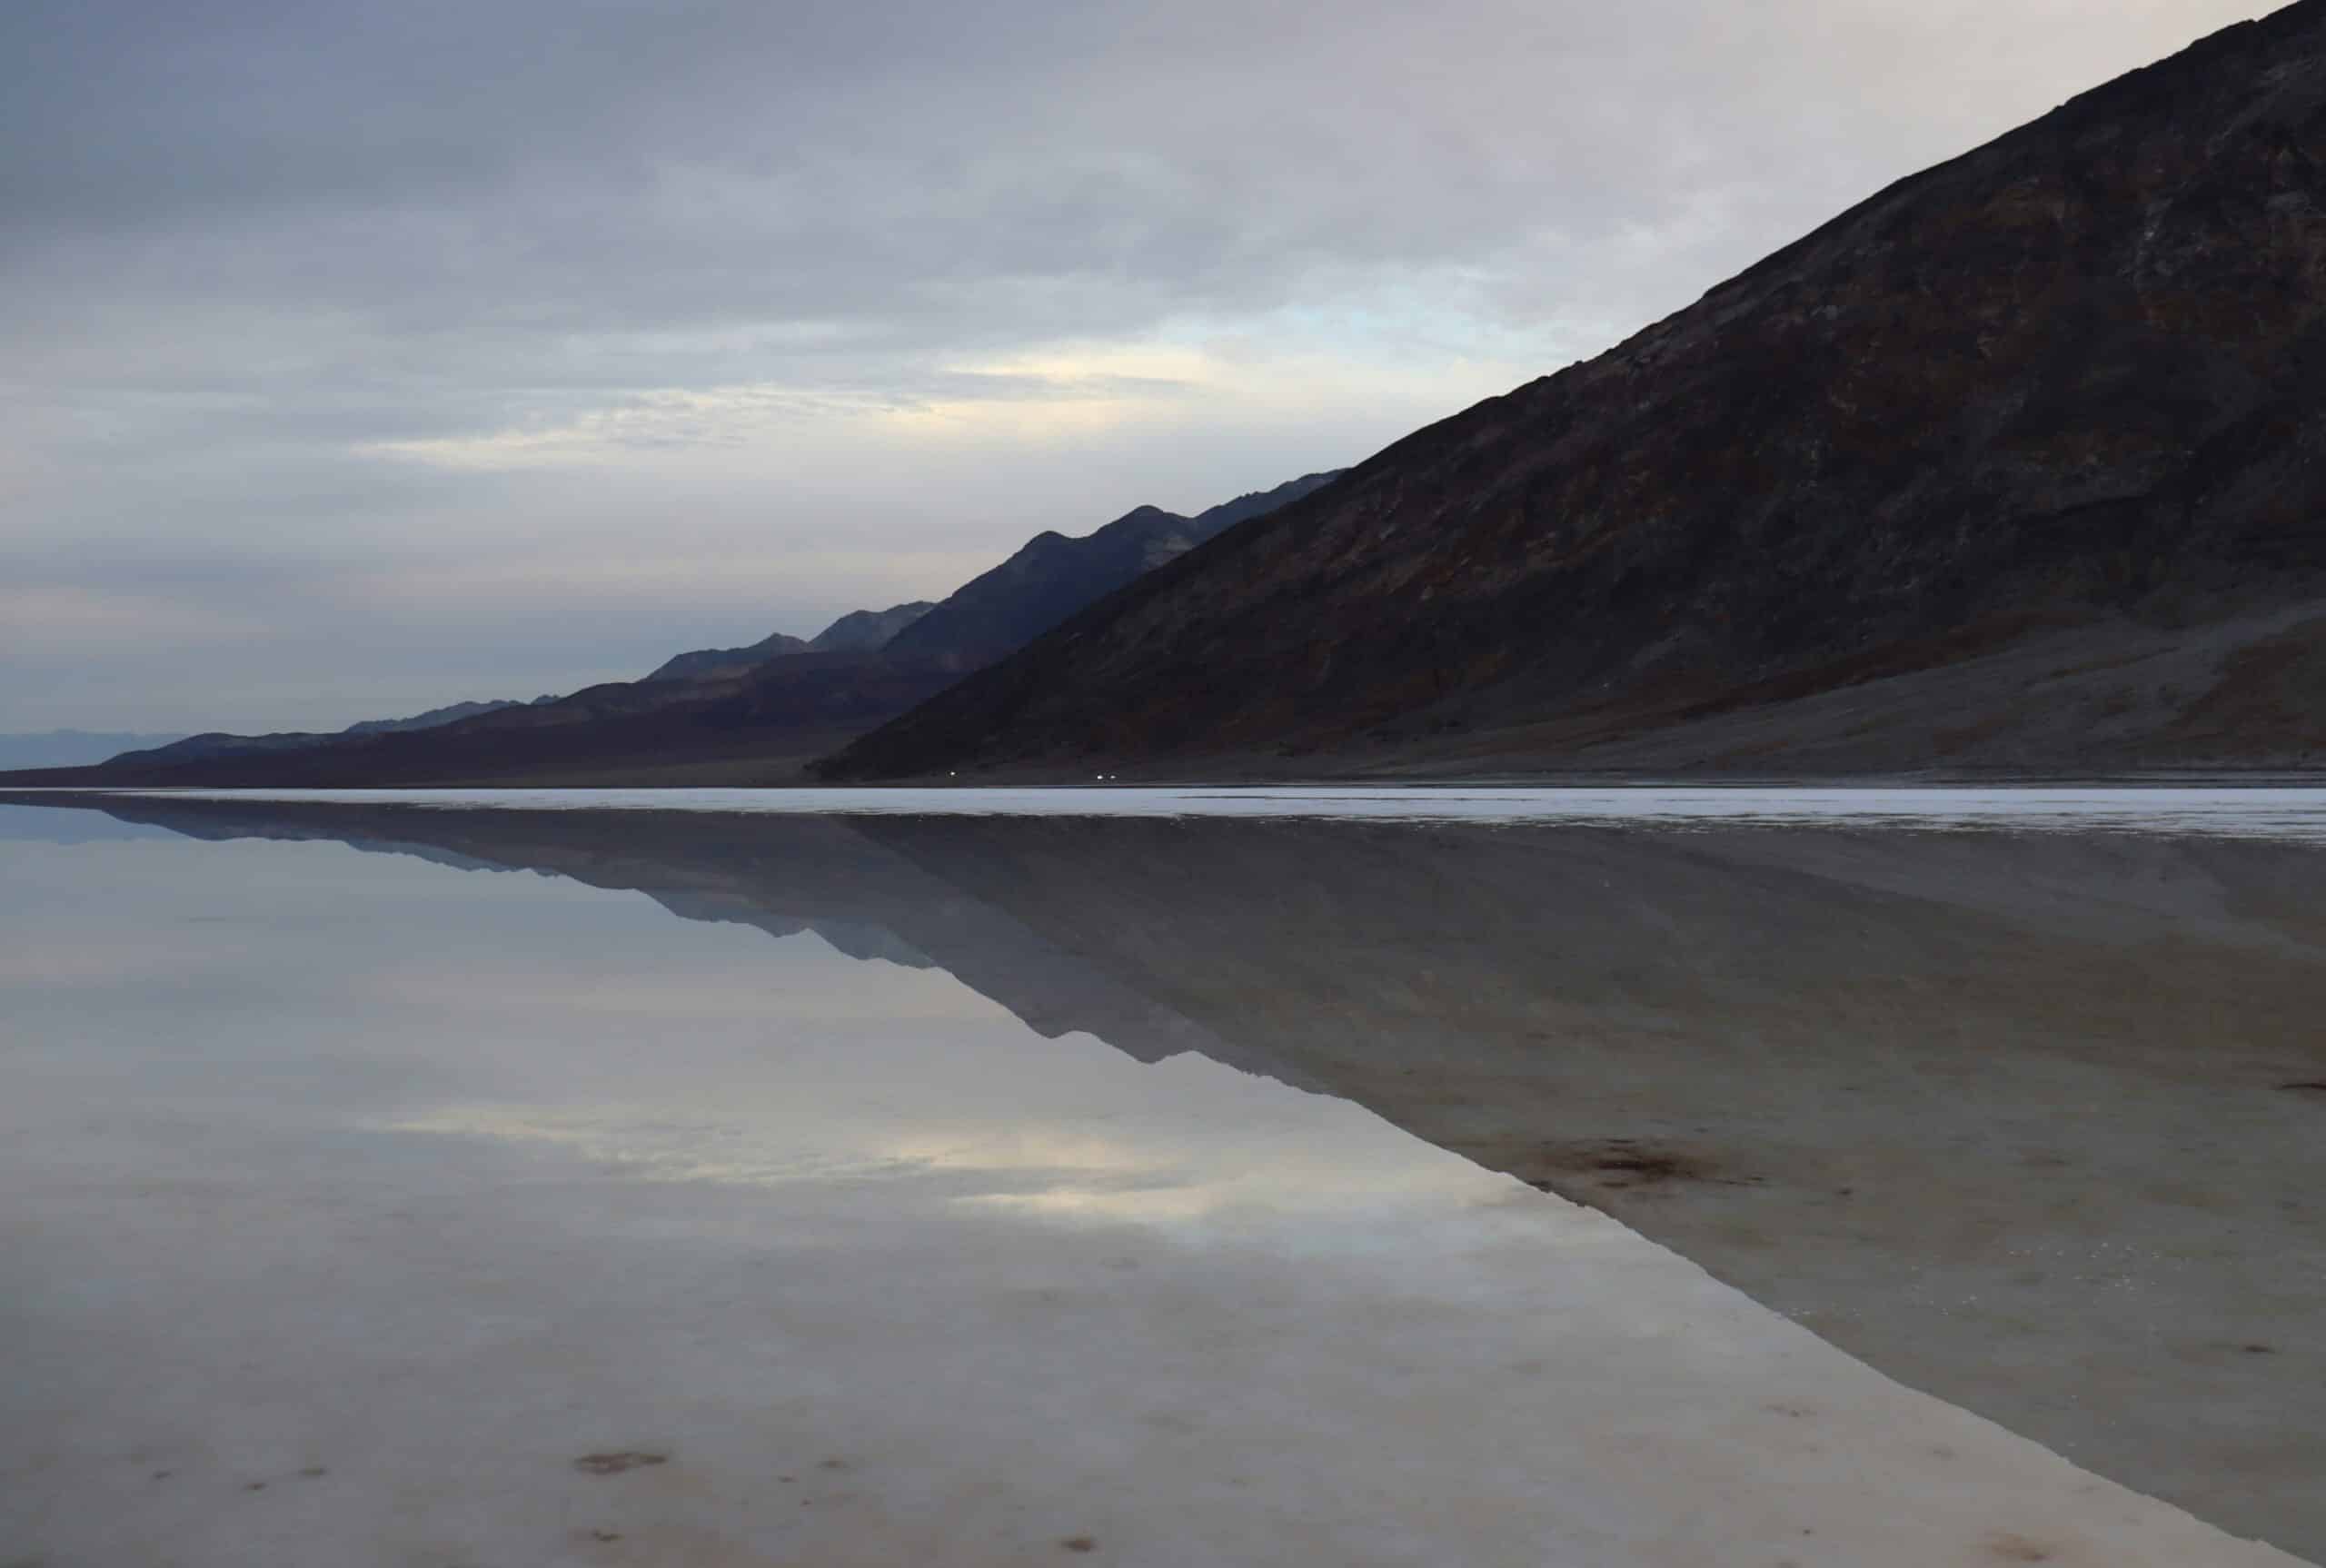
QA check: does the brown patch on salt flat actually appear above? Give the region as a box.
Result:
[1524,1138,1764,1196]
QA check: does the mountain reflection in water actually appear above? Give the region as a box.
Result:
[9,792,2325,1562]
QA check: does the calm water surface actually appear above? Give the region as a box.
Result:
[2,791,2319,1567]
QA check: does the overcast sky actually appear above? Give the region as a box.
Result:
[0,0,2281,732]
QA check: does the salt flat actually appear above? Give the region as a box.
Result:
[0,797,2314,1566]
[83,779,2326,839]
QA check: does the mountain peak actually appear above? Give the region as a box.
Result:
[808,601,937,655]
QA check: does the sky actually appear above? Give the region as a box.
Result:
[0,0,2282,733]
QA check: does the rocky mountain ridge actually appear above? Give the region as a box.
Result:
[643,600,937,684]
[822,3,2326,779]
[4,472,1339,787]
[104,695,559,769]
[883,473,1343,671]
[0,731,186,771]
[804,601,937,654]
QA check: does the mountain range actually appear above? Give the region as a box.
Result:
[822,2,2326,779]
[15,5,2326,786]
[643,601,937,683]
[8,472,1339,787]
[104,695,561,770]
[880,478,1346,672]
[0,731,187,772]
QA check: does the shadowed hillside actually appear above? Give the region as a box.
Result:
[0,477,1336,789]
[882,473,1342,671]
[824,5,2326,780]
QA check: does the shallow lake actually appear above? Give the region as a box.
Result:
[4,789,2321,1566]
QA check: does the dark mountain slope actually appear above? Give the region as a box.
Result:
[643,630,810,683]
[824,5,2326,779]
[106,695,556,769]
[643,476,1337,695]
[643,600,935,684]
[0,731,184,770]
[4,650,965,788]
[882,471,1341,670]
[4,476,1334,789]
[807,600,935,653]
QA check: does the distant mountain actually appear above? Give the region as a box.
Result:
[808,601,935,654]
[0,650,962,789]
[821,7,2326,780]
[108,696,556,769]
[5,476,1335,788]
[643,630,811,683]
[0,730,185,771]
[640,474,1346,694]
[343,698,556,736]
[645,600,937,684]
[1186,472,1349,536]
[885,472,1341,671]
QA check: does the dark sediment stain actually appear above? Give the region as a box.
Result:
[1523,1138,1764,1196]
[572,1452,669,1476]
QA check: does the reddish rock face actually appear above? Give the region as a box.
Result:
[825,4,2326,779]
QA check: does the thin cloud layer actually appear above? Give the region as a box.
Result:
[0,0,2277,729]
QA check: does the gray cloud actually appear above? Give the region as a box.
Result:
[0,0,2278,729]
